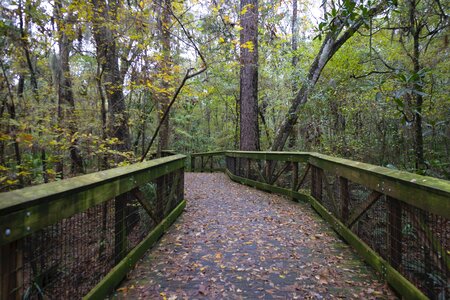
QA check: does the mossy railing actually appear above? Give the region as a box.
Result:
[0,154,186,299]
[192,150,450,300]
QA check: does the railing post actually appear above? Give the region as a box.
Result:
[339,177,350,222]
[1,241,23,300]
[191,156,195,172]
[201,156,204,172]
[388,196,402,269]
[311,166,323,201]
[210,155,213,171]
[291,162,298,200]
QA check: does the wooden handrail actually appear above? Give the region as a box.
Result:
[0,154,186,245]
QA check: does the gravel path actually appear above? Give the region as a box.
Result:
[114,172,395,299]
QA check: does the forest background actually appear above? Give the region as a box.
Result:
[0,0,448,191]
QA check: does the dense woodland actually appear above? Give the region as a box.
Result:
[0,0,449,191]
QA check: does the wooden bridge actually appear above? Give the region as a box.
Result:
[0,151,448,299]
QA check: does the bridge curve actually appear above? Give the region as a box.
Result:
[115,173,393,299]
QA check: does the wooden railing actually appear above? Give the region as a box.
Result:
[190,151,226,172]
[0,154,186,300]
[192,151,450,300]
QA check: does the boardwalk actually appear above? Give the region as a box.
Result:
[114,173,395,299]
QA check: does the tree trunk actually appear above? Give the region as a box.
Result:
[288,0,299,149]
[409,1,425,170]
[157,0,172,155]
[91,0,131,156]
[55,0,84,175]
[271,3,387,152]
[239,0,259,151]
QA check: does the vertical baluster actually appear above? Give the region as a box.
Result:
[0,240,23,300]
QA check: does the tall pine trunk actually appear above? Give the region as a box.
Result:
[239,0,259,151]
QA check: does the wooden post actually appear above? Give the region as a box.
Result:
[388,196,402,269]
[291,162,298,201]
[311,166,323,201]
[114,194,128,264]
[201,156,204,172]
[191,156,195,172]
[1,240,23,300]
[340,177,350,222]
[210,155,213,171]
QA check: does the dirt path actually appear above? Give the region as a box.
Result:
[114,173,395,299]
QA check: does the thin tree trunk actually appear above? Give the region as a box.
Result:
[271,3,387,151]
[288,0,299,149]
[157,0,172,155]
[55,0,84,176]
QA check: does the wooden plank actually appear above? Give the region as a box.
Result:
[0,156,185,245]
[347,191,383,228]
[83,199,186,300]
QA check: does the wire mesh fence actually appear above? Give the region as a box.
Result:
[223,153,449,299]
[0,156,185,299]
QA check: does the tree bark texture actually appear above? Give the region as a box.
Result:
[91,0,131,153]
[55,0,84,174]
[239,0,259,151]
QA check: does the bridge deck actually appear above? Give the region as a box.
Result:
[114,173,395,299]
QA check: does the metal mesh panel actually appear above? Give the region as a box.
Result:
[3,165,184,299]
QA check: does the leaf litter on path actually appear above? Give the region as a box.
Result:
[113,173,396,299]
